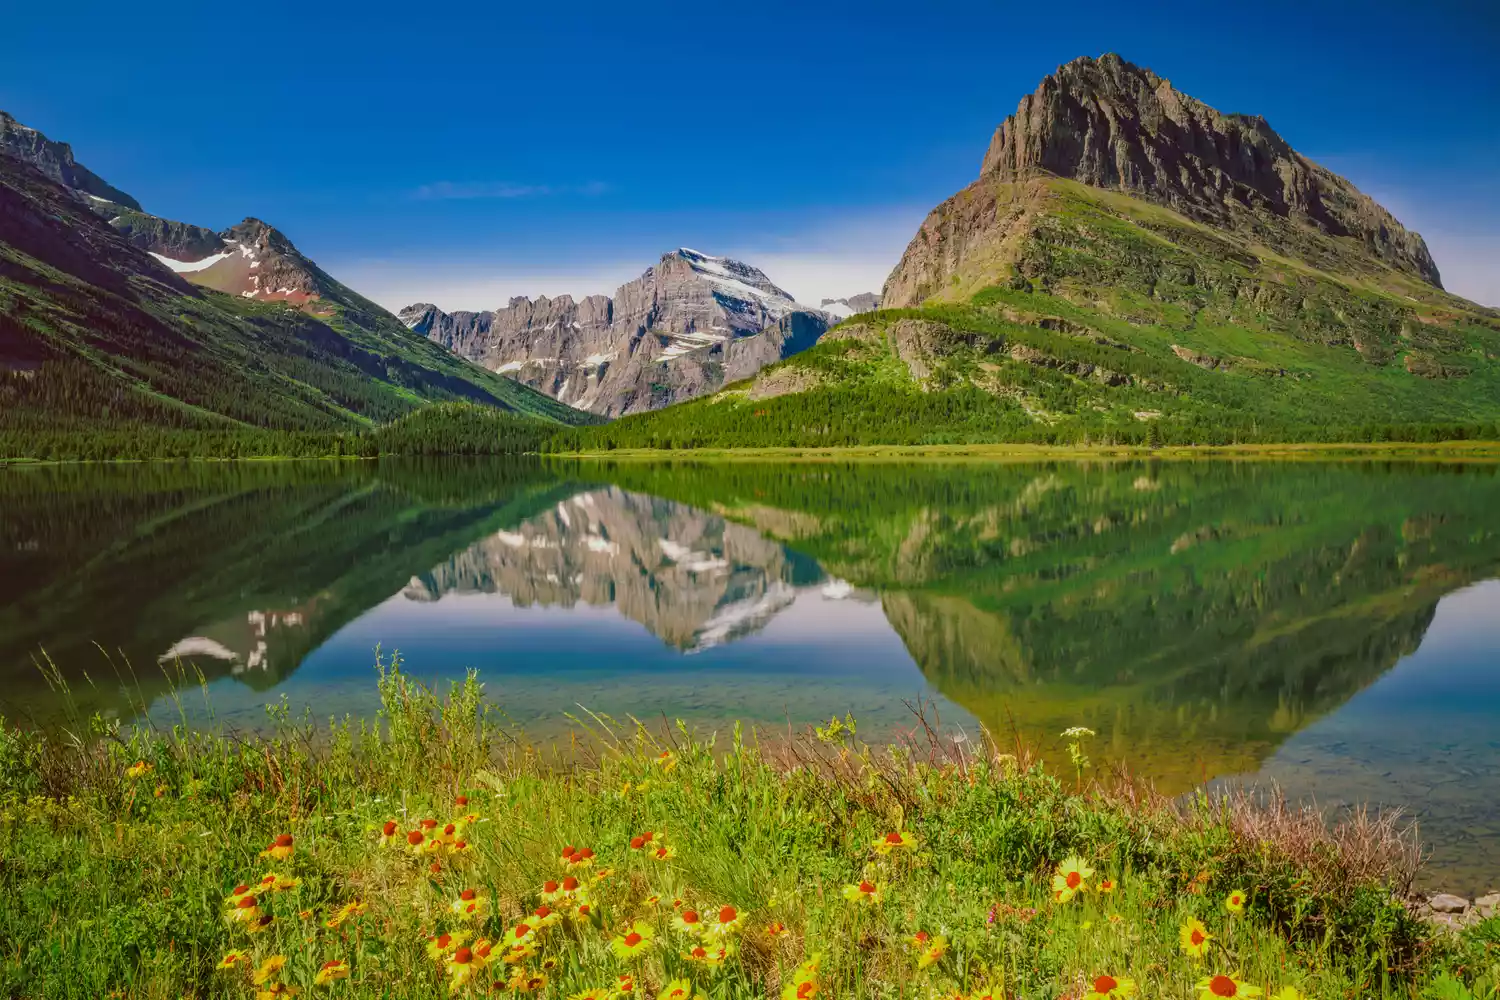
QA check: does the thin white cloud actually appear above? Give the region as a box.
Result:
[412,180,611,201]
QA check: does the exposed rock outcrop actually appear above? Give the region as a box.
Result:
[979,54,1440,285]
[402,249,832,416]
[0,111,140,210]
[884,54,1443,308]
[109,211,225,262]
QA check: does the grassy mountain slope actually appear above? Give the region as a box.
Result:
[551,177,1500,450]
[0,154,591,434]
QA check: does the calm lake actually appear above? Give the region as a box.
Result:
[2,457,1498,892]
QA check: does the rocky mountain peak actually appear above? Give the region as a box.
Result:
[0,111,141,211]
[407,247,831,416]
[978,54,1441,286]
[668,248,798,305]
[222,217,301,256]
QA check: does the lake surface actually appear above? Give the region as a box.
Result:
[2,457,1497,893]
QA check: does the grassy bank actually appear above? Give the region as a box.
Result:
[2,662,1497,999]
[550,441,1500,463]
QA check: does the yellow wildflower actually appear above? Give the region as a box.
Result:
[1085,974,1137,999]
[1180,918,1214,958]
[253,955,287,985]
[841,879,884,906]
[313,960,349,985]
[611,921,655,960]
[1051,856,1094,903]
[872,830,917,854]
[1196,974,1262,998]
[916,935,948,969]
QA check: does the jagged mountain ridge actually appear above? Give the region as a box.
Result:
[885,53,1446,308]
[402,249,836,416]
[976,54,1439,285]
[0,111,140,210]
[1,112,422,315]
[0,118,590,430]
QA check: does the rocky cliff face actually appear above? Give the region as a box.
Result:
[150,218,327,305]
[109,210,225,262]
[0,111,140,211]
[402,249,834,416]
[982,55,1440,284]
[885,54,1443,307]
[403,486,851,650]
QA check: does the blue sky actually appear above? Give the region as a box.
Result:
[4,0,1496,309]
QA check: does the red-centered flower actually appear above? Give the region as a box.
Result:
[261,833,295,861]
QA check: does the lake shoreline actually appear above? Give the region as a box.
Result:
[550,440,1500,462]
[7,439,1500,468]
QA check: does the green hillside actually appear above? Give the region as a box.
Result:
[0,153,591,437]
[550,179,1500,451]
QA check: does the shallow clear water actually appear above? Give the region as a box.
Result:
[2,457,1497,893]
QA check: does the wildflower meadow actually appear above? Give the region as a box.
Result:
[1,659,1497,999]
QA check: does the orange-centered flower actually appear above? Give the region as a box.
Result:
[610,921,655,960]
[313,960,349,985]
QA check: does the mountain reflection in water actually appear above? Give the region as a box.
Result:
[2,457,1497,889]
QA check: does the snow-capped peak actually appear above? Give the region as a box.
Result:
[669,247,801,318]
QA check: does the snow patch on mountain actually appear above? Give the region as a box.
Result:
[150,250,234,273]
